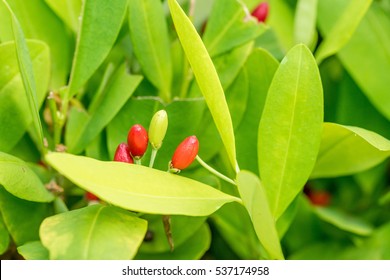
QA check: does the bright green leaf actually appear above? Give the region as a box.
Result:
[258,44,323,219]
[0,187,53,246]
[0,40,49,152]
[67,64,142,154]
[128,0,172,102]
[203,0,265,57]
[168,0,237,172]
[311,123,390,178]
[40,205,147,260]
[18,241,49,260]
[45,0,82,33]
[0,214,10,255]
[315,0,373,64]
[45,153,240,216]
[313,207,374,236]
[0,152,54,202]
[237,171,284,260]
[294,0,318,49]
[67,0,128,97]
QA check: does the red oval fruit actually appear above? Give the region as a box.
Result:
[85,192,99,202]
[171,136,199,170]
[127,124,148,158]
[251,2,269,23]
[114,143,134,163]
[307,190,331,206]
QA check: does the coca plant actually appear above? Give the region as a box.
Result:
[0,0,389,260]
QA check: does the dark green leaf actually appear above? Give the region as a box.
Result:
[0,214,10,255]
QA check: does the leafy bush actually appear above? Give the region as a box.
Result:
[0,0,389,260]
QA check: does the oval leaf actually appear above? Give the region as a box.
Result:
[168,0,237,172]
[258,44,323,220]
[40,205,147,260]
[237,170,284,260]
[128,0,172,102]
[311,123,390,178]
[17,241,49,260]
[67,0,127,97]
[293,0,318,48]
[45,152,240,216]
[0,152,54,202]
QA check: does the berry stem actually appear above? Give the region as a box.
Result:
[134,158,142,165]
[195,155,236,186]
[149,148,158,168]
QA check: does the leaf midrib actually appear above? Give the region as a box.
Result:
[83,205,104,259]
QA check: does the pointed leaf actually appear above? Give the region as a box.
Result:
[18,241,49,260]
[0,152,54,202]
[0,214,10,255]
[128,0,172,102]
[40,205,147,260]
[67,0,128,97]
[293,0,318,48]
[311,123,390,178]
[237,170,284,260]
[168,0,237,172]
[45,0,81,33]
[258,44,323,219]
[45,153,240,216]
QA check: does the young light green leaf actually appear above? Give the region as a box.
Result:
[315,0,373,64]
[311,123,390,178]
[0,152,54,202]
[0,214,10,255]
[202,0,265,57]
[67,64,142,154]
[258,44,323,220]
[237,170,284,260]
[294,0,318,49]
[40,205,147,260]
[45,153,240,216]
[313,207,373,236]
[0,40,49,152]
[17,241,49,260]
[1,0,45,152]
[45,0,81,33]
[67,0,128,97]
[168,0,237,172]
[0,187,53,246]
[128,0,172,102]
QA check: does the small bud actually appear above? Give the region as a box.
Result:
[170,136,199,171]
[251,2,269,23]
[149,110,168,150]
[114,143,134,163]
[127,124,148,159]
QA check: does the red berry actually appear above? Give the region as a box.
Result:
[251,2,269,23]
[171,136,199,170]
[127,124,148,158]
[114,143,134,163]
[307,190,331,206]
[85,192,99,201]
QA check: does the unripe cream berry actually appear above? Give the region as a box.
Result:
[149,110,168,150]
[170,136,199,171]
[127,124,148,158]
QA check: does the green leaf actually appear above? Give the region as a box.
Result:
[45,153,240,216]
[128,0,172,102]
[315,0,373,64]
[40,205,147,260]
[0,152,54,202]
[293,0,318,49]
[45,0,82,33]
[67,0,128,97]
[0,0,72,89]
[313,207,374,236]
[0,0,45,151]
[168,0,237,172]
[311,123,390,178]
[202,0,265,57]
[17,241,49,260]
[0,40,49,152]
[235,48,279,175]
[139,215,207,254]
[258,44,323,219]
[0,214,10,255]
[0,187,53,246]
[135,223,211,260]
[237,171,284,260]
[67,64,142,154]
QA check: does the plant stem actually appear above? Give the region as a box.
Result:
[135,158,142,165]
[47,92,60,146]
[149,148,158,168]
[196,155,236,186]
